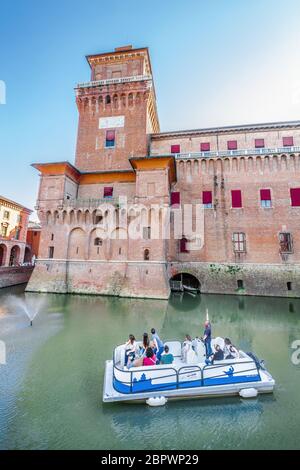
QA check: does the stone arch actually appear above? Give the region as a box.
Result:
[113,94,118,109]
[135,92,141,106]
[170,272,201,292]
[77,210,83,224]
[128,93,134,107]
[67,227,86,260]
[0,243,7,266]
[46,210,52,225]
[83,97,89,111]
[121,93,126,107]
[9,245,20,266]
[98,95,103,109]
[224,158,230,172]
[69,210,75,225]
[91,96,96,113]
[84,210,91,225]
[24,246,32,264]
[62,210,67,224]
[88,227,106,259]
[110,227,128,258]
[53,210,59,225]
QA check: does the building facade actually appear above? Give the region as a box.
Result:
[27,45,300,298]
[0,196,32,267]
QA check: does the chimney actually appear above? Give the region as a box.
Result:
[114,45,133,52]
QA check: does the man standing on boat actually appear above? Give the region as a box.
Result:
[151,328,164,362]
[203,320,213,359]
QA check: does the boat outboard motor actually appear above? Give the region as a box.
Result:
[246,352,265,370]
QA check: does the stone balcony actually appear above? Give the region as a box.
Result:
[75,74,152,92]
[153,145,300,160]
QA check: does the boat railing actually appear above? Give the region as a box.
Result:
[112,343,260,394]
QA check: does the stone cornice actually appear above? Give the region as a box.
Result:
[151,120,300,140]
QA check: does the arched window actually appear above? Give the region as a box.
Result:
[144,249,150,261]
[94,238,103,246]
[105,95,111,105]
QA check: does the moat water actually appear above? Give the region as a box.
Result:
[0,285,300,450]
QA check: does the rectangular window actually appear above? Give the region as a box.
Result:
[143,226,151,240]
[1,224,8,237]
[103,187,113,198]
[290,188,300,207]
[3,211,10,220]
[260,189,272,208]
[15,228,20,240]
[231,190,242,208]
[171,192,180,206]
[105,130,115,148]
[201,142,210,152]
[232,232,246,253]
[255,138,265,148]
[202,191,213,208]
[171,144,180,154]
[48,246,54,259]
[227,140,237,150]
[279,232,293,253]
[283,136,294,147]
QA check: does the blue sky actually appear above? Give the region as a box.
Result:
[1,0,300,217]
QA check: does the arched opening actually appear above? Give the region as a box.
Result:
[9,245,20,266]
[105,94,111,105]
[24,246,32,264]
[170,273,200,293]
[0,244,7,266]
[94,237,103,246]
[144,249,150,261]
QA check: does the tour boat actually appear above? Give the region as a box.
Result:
[103,338,275,404]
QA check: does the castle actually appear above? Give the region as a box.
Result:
[26,45,300,298]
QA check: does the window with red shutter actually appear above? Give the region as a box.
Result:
[290,188,300,207]
[227,140,237,150]
[255,138,265,148]
[231,190,242,208]
[171,144,180,154]
[105,130,115,147]
[283,136,294,147]
[202,191,212,208]
[179,237,189,253]
[260,189,272,208]
[104,187,113,198]
[201,142,210,152]
[171,192,180,206]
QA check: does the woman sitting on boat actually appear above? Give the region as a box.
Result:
[124,334,137,365]
[143,347,157,366]
[139,332,150,357]
[224,338,239,359]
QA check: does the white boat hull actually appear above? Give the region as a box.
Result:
[103,360,275,403]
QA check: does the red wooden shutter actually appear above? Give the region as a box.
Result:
[171,144,180,154]
[201,142,210,152]
[202,191,212,204]
[104,187,113,197]
[227,140,237,150]
[171,192,180,206]
[290,188,300,206]
[283,136,294,147]
[180,237,188,253]
[106,130,115,141]
[255,138,265,148]
[231,190,242,208]
[260,189,271,201]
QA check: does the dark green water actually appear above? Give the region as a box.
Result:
[1,285,300,450]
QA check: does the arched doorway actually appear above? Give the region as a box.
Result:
[170,273,201,293]
[24,246,32,264]
[9,245,20,266]
[0,244,7,266]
